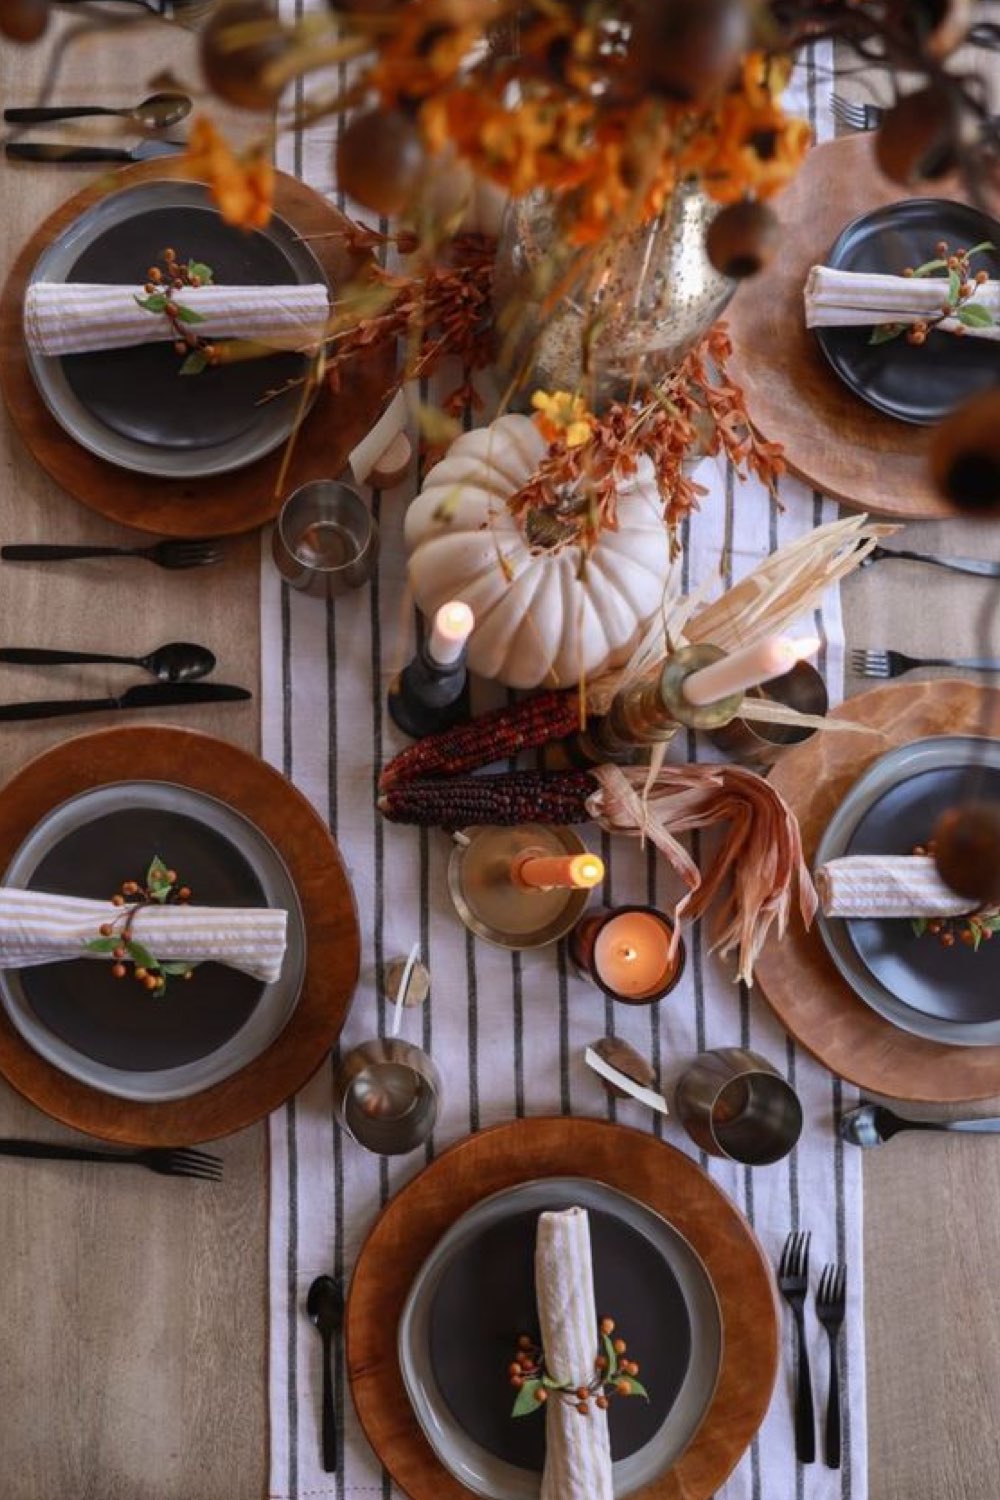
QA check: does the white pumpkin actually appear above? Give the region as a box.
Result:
[404,413,673,690]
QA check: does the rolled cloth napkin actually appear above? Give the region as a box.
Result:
[535,1207,614,1500]
[815,855,977,919]
[24,281,330,358]
[0,887,287,983]
[804,265,1000,338]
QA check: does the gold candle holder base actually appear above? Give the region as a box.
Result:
[448,825,595,950]
[658,643,745,731]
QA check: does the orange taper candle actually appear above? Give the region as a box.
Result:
[512,850,605,891]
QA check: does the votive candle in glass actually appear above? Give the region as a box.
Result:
[569,904,685,1004]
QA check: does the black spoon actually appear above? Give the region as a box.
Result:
[0,642,216,683]
[4,91,192,130]
[306,1275,343,1473]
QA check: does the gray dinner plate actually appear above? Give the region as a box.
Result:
[398,1177,722,1500]
[0,781,306,1100]
[25,180,326,478]
[815,735,1000,1046]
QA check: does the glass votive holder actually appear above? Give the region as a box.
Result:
[708,660,828,768]
[271,479,378,598]
[568,904,686,1005]
[332,1038,440,1156]
[674,1047,802,1166]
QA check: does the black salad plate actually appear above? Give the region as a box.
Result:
[398,1177,722,1499]
[428,1206,686,1470]
[815,198,1000,425]
[0,781,306,1100]
[62,203,305,452]
[25,180,326,478]
[844,762,1000,1023]
[815,736,1000,1046]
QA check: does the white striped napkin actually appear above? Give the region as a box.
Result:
[804,265,1000,337]
[0,887,288,983]
[815,854,976,919]
[535,1208,614,1500]
[24,282,330,358]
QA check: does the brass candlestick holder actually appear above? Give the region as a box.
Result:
[543,643,745,768]
[448,825,597,949]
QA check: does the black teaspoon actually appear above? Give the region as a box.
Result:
[0,642,215,683]
[306,1275,343,1473]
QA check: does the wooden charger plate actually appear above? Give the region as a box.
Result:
[726,134,969,519]
[347,1116,779,1500]
[0,725,359,1143]
[0,161,396,538]
[755,679,1000,1101]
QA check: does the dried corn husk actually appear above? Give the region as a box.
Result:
[586,514,897,716]
[586,762,818,986]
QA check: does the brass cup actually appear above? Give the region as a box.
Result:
[674,1047,802,1165]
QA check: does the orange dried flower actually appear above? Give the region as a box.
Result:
[181,117,274,231]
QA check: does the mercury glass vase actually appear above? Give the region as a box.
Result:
[493,182,735,407]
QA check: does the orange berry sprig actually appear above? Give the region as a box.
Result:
[86,855,197,994]
[909,839,1000,951]
[135,249,220,376]
[508,1316,648,1419]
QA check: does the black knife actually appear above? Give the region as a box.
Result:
[5,139,185,164]
[0,682,250,722]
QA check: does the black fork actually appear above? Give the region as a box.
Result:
[778,1229,815,1463]
[0,1138,223,1179]
[816,1263,847,1469]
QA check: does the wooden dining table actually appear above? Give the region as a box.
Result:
[2,18,1000,1500]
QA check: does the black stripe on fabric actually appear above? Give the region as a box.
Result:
[280,575,299,1500]
[420,825,436,1164]
[512,950,525,1117]
[281,582,293,780]
[326,597,338,835]
[557,938,571,1115]
[832,1074,853,1498]
[739,981,763,1500]
[806,40,818,137]
[678,517,708,1165]
[465,925,481,1131]
[331,1056,346,1500]
[601,827,617,1123]
[646,842,664,1140]
[285,1097,299,1500]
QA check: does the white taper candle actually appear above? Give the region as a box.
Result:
[426,600,474,666]
[681,634,822,707]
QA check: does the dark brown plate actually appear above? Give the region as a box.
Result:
[0,725,359,1143]
[845,761,1000,1022]
[427,1207,690,1469]
[815,198,1000,426]
[20,802,265,1071]
[62,202,306,453]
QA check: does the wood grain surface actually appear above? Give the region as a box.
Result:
[726,134,966,518]
[347,1116,779,1500]
[0,160,396,537]
[755,679,1000,1099]
[0,724,360,1142]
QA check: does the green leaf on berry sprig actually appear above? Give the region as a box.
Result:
[147,856,174,903]
[615,1375,649,1400]
[511,1379,544,1418]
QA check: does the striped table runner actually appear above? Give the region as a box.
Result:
[263,34,865,1500]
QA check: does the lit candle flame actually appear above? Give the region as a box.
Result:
[622,946,638,963]
[514,851,605,890]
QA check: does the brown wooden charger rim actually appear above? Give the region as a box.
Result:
[346,1115,780,1500]
[0,724,359,1144]
[0,161,397,538]
[755,679,1000,1101]
[726,134,970,520]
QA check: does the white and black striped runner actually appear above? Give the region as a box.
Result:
[264,33,865,1500]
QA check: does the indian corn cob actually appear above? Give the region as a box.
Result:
[378,770,596,826]
[379,690,580,790]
